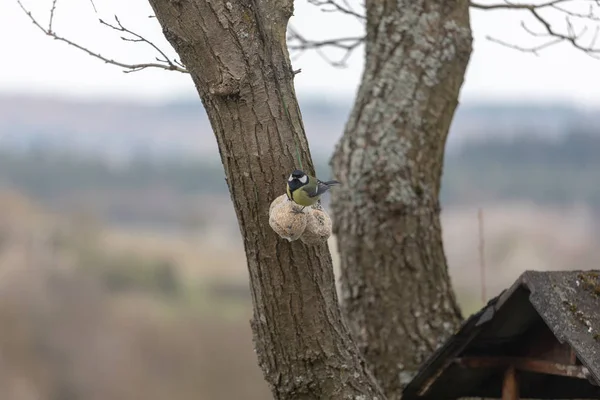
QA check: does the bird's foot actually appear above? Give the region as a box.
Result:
[290,206,306,215]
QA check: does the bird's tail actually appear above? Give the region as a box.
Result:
[323,180,341,186]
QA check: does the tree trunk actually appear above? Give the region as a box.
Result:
[147,1,385,398]
[331,1,473,398]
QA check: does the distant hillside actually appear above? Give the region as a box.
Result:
[0,94,346,161]
[2,94,599,162]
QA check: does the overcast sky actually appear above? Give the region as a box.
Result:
[2,0,600,107]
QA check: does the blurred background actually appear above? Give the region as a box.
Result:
[2,0,600,399]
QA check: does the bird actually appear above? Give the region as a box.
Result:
[286,169,340,213]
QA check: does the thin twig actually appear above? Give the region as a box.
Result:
[470,0,570,10]
[48,0,57,33]
[486,35,562,55]
[88,0,98,14]
[99,15,183,71]
[471,0,600,58]
[554,2,600,20]
[287,26,364,67]
[292,0,365,67]
[307,0,365,20]
[16,0,188,73]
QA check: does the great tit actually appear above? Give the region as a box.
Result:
[286,169,340,212]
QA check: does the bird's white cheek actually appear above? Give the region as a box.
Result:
[299,176,308,184]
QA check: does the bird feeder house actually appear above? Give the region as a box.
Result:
[403,270,600,400]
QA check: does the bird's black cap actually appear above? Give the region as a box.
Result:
[291,170,305,178]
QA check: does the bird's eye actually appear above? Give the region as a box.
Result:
[299,175,308,184]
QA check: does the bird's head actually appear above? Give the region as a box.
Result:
[288,169,308,191]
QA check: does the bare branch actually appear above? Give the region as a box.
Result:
[554,2,600,19]
[98,15,185,71]
[470,0,570,10]
[307,0,365,20]
[48,0,57,33]
[486,34,562,56]
[88,0,98,14]
[174,58,186,68]
[471,0,600,58]
[287,26,364,67]
[16,0,188,73]
[288,0,365,68]
[297,0,600,66]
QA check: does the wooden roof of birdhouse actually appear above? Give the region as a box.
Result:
[403,270,600,399]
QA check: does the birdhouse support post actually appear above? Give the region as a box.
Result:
[502,366,520,400]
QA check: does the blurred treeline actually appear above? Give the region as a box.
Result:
[2,126,600,224]
[443,127,600,207]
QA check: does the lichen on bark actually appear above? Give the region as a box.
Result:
[331,1,473,398]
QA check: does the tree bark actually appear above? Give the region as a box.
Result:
[147,1,385,399]
[331,1,473,398]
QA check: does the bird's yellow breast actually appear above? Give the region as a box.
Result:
[287,186,318,207]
